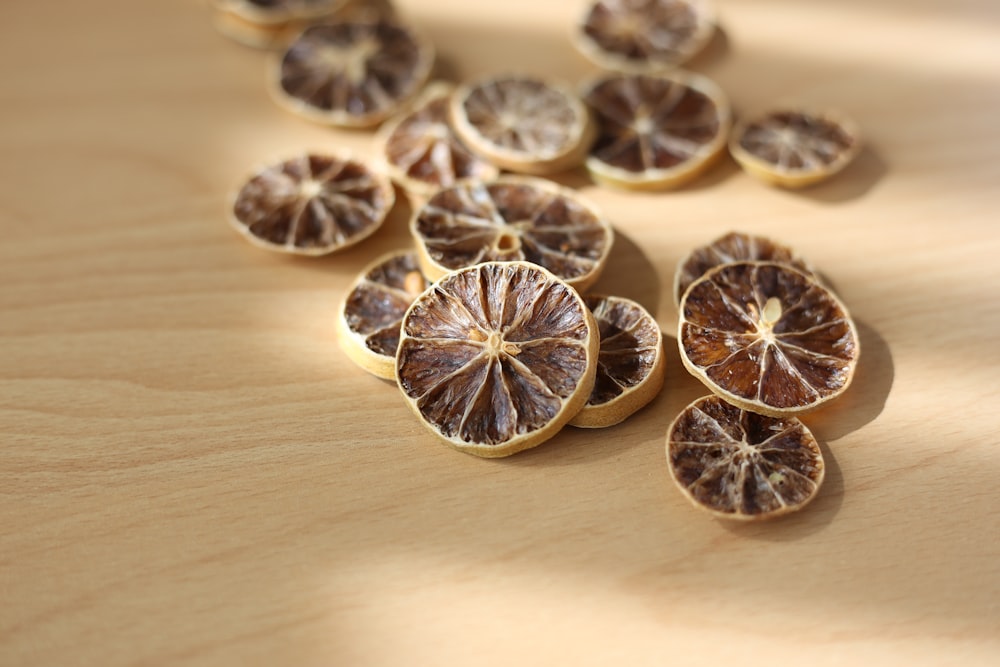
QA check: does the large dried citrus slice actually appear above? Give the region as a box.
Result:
[729,108,862,188]
[410,177,614,292]
[270,14,433,127]
[678,261,859,416]
[582,71,730,190]
[673,231,812,305]
[337,250,428,379]
[450,75,595,175]
[396,261,599,457]
[570,295,665,428]
[230,153,395,255]
[574,0,716,73]
[375,82,500,197]
[666,395,825,520]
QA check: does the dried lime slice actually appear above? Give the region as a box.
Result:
[667,394,825,520]
[678,261,859,416]
[230,153,395,255]
[570,295,665,428]
[396,261,599,457]
[410,176,614,292]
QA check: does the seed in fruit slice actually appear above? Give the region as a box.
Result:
[673,231,813,305]
[270,15,433,127]
[666,394,824,520]
[729,108,862,188]
[230,153,395,255]
[396,261,599,457]
[450,75,595,175]
[582,70,730,190]
[570,295,665,428]
[375,82,500,197]
[678,261,859,417]
[410,176,614,292]
[337,250,428,379]
[574,0,716,74]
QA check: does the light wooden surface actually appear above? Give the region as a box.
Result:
[3,1,1000,665]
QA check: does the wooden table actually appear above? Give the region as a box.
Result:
[3,1,999,664]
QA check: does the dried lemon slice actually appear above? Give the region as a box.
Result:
[230,153,395,255]
[582,71,730,190]
[450,75,596,175]
[211,0,350,49]
[375,82,500,197]
[270,14,433,127]
[729,108,862,188]
[666,395,825,520]
[574,0,716,73]
[673,231,813,305]
[678,261,859,417]
[570,295,665,428]
[396,261,599,457]
[410,176,614,292]
[337,250,428,379]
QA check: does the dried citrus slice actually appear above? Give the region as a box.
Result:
[270,14,433,127]
[673,231,813,305]
[581,71,730,190]
[678,261,859,417]
[729,108,862,188]
[230,153,395,255]
[375,82,500,197]
[396,261,599,457]
[574,0,716,73]
[666,395,824,520]
[410,176,614,292]
[211,0,349,49]
[337,250,428,379]
[450,75,595,175]
[570,295,665,428]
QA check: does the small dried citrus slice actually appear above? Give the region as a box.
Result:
[450,75,595,175]
[673,231,813,305]
[375,82,500,197]
[230,153,395,255]
[582,71,730,190]
[666,395,824,520]
[570,295,665,428]
[729,108,862,188]
[270,14,433,127]
[211,0,350,49]
[410,176,614,292]
[396,261,599,457]
[574,0,716,73]
[678,261,859,416]
[337,250,428,379]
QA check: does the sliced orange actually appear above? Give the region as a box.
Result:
[673,231,812,305]
[337,250,428,379]
[450,75,595,175]
[570,295,665,428]
[678,261,859,417]
[230,152,395,255]
[729,108,862,188]
[375,82,500,197]
[581,71,730,190]
[396,261,599,457]
[574,0,716,74]
[666,395,825,520]
[410,176,614,292]
[270,14,433,127]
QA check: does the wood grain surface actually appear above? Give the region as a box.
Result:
[3,1,999,665]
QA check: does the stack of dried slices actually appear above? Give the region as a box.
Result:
[219,0,863,518]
